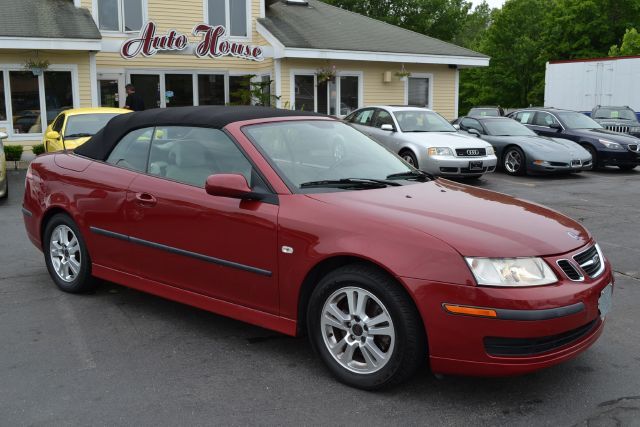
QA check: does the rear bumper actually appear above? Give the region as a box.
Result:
[401,252,613,377]
[422,155,498,177]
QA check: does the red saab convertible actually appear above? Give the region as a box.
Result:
[23,106,613,390]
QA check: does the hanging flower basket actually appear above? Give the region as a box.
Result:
[317,65,337,84]
[395,70,411,82]
[23,58,50,76]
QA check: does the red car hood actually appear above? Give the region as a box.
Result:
[306,179,590,257]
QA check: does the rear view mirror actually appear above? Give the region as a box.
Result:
[0,131,7,140]
[205,174,252,199]
[452,124,460,130]
[380,124,395,132]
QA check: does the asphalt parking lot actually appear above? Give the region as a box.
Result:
[1,167,639,426]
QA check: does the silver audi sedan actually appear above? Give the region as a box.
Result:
[345,106,497,178]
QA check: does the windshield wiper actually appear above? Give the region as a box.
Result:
[386,170,433,181]
[299,178,401,189]
[64,133,93,139]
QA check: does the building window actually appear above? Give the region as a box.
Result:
[10,71,41,134]
[206,0,249,37]
[98,0,143,32]
[0,72,6,121]
[339,76,359,116]
[198,74,225,105]
[407,76,430,107]
[44,72,73,127]
[165,74,194,107]
[294,75,315,111]
[229,75,251,105]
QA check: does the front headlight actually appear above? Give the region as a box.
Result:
[598,139,623,150]
[485,146,495,156]
[428,147,454,156]
[465,257,558,287]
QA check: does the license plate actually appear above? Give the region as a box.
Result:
[469,161,483,171]
[598,284,613,319]
[571,160,581,168]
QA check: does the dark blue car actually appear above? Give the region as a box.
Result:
[508,108,640,170]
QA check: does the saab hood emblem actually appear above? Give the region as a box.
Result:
[567,231,581,240]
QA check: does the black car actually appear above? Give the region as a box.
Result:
[508,108,640,170]
[591,106,640,138]
[467,106,505,117]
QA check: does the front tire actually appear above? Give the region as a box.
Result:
[43,213,95,293]
[583,144,598,170]
[307,264,426,390]
[399,150,419,169]
[502,147,526,176]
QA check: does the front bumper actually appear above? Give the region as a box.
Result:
[421,155,498,177]
[598,147,640,166]
[401,244,613,377]
[528,157,592,173]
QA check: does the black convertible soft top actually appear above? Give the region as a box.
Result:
[74,106,323,161]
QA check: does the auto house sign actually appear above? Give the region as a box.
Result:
[120,22,264,61]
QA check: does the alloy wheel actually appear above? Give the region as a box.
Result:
[49,224,81,283]
[504,150,522,173]
[320,286,395,374]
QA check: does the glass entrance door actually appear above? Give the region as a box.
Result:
[99,80,120,108]
[130,74,161,110]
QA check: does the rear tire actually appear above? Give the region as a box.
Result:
[502,146,526,176]
[0,177,7,200]
[307,264,426,390]
[399,150,419,169]
[43,213,95,293]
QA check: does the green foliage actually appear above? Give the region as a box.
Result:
[228,75,279,107]
[32,144,45,156]
[4,144,24,161]
[609,28,640,56]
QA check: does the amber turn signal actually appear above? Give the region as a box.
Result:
[443,304,498,318]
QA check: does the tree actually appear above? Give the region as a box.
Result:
[453,1,493,49]
[609,28,640,56]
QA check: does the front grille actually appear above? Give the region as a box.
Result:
[605,125,630,133]
[573,245,603,278]
[557,259,583,281]
[484,319,599,356]
[456,148,486,157]
[459,167,488,174]
[549,161,569,167]
[629,144,639,152]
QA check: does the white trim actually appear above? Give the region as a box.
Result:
[290,69,317,111]
[256,21,285,57]
[203,0,252,41]
[454,68,459,118]
[274,58,282,108]
[259,0,265,18]
[73,0,81,7]
[1,70,9,124]
[404,73,433,108]
[90,53,98,107]
[0,37,101,51]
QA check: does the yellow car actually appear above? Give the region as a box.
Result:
[0,131,7,199]
[43,107,131,152]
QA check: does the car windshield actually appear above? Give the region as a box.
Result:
[592,108,637,121]
[483,119,537,136]
[64,113,120,138]
[556,112,602,129]
[394,110,456,132]
[244,120,417,192]
[469,108,500,117]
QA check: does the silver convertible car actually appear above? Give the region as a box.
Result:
[453,116,592,176]
[345,106,497,178]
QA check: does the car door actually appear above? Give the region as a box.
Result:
[348,108,375,135]
[528,112,563,138]
[368,109,399,151]
[123,126,280,314]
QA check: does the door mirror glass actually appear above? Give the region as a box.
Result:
[46,130,61,140]
[0,131,7,140]
[205,174,252,199]
[467,128,481,136]
[549,123,562,131]
[380,124,394,132]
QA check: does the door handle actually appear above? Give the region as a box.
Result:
[135,192,157,207]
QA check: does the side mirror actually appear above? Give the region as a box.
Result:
[46,130,61,140]
[452,124,460,130]
[205,174,252,199]
[380,124,395,132]
[0,131,7,140]
[549,123,562,131]
[467,128,481,137]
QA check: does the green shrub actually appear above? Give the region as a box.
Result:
[3,145,23,161]
[32,144,45,156]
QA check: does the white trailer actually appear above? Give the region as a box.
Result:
[544,56,640,114]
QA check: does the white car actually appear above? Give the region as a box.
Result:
[345,106,497,178]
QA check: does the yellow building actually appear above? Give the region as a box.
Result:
[0,0,488,149]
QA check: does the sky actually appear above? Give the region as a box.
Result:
[471,0,505,9]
